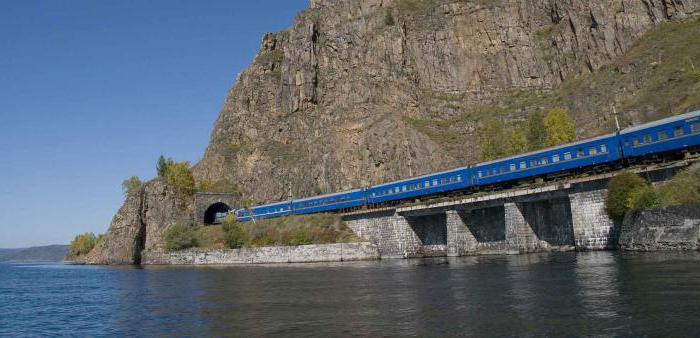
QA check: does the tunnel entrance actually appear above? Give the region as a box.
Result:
[203,202,231,225]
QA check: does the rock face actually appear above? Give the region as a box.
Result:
[76,180,192,265]
[91,0,700,264]
[619,205,700,251]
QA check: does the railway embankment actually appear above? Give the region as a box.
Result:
[619,205,700,251]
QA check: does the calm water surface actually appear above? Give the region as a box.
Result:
[1,252,700,337]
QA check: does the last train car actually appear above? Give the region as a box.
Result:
[290,188,366,215]
[620,110,700,160]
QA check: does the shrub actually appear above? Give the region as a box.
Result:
[526,111,546,151]
[163,223,197,252]
[165,161,195,196]
[657,164,700,207]
[121,176,143,196]
[627,185,661,212]
[384,10,395,26]
[605,172,649,220]
[68,232,97,257]
[222,219,248,249]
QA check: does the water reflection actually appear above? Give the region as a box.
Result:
[6,252,699,336]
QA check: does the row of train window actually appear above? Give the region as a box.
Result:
[477,143,609,178]
[371,175,464,197]
[629,123,700,147]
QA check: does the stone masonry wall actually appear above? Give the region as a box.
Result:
[569,188,619,250]
[141,242,379,265]
[619,205,700,251]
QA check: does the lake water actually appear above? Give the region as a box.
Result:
[1,252,700,337]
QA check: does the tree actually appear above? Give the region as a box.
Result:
[544,108,575,146]
[508,128,528,155]
[165,161,195,196]
[68,232,97,257]
[478,118,508,161]
[121,176,143,196]
[157,155,174,178]
[526,111,546,150]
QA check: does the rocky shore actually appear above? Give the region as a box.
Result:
[619,205,700,251]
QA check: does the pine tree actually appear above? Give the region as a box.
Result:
[526,111,546,151]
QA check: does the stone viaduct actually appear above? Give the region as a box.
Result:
[342,163,685,258]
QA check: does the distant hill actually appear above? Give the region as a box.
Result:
[0,245,68,262]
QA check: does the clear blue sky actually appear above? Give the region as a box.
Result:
[0,0,308,248]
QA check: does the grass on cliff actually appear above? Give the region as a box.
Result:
[177,214,360,251]
[406,17,700,163]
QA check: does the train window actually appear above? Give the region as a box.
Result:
[510,164,516,171]
[658,131,668,140]
[457,176,462,182]
[433,179,438,185]
[577,148,584,157]
[478,171,482,178]
[633,138,640,146]
[394,187,399,193]
[530,159,537,167]
[441,178,446,184]
[541,157,548,165]
[402,185,407,192]
[600,144,607,153]
[589,147,597,155]
[674,126,683,137]
[499,165,506,173]
[520,161,527,169]
[552,154,560,163]
[692,122,700,133]
[643,134,652,144]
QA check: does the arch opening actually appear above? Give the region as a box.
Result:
[203,202,231,225]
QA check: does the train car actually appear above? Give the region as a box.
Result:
[471,133,622,187]
[290,188,366,215]
[620,110,700,160]
[234,200,293,221]
[366,167,471,205]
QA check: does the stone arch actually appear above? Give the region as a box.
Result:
[203,202,231,225]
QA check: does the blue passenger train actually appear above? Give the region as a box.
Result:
[234,110,700,222]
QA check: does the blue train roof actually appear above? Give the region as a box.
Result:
[620,110,700,134]
[474,132,616,167]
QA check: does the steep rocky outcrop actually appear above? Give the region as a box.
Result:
[74,180,192,265]
[90,0,700,264]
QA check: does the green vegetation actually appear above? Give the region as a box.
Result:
[526,111,546,151]
[605,172,649,221]
[164,161,196,196]
[162,214,359,252]
[477,108,575,160]
[157,155,174,178]
[163,223,198,252]
[197,179,242,195]
[68,232,99,257]
[605,165,700,220]
[397,0,434,13]
[384,10,395,26]
[543,108,575,146]
[121,176,143,196]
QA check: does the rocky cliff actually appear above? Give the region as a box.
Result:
[88,0,700,264]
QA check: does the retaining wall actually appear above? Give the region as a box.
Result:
[141,242,380,265]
